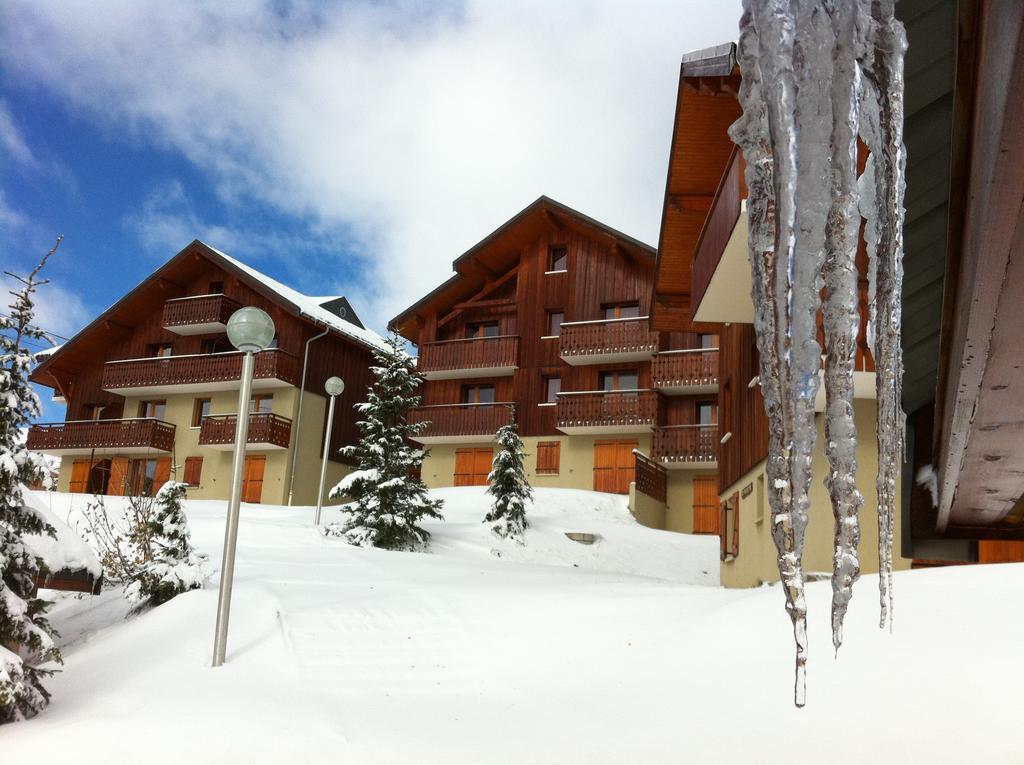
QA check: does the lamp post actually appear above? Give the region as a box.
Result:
[314,375,345,526]
[212,306,275,668]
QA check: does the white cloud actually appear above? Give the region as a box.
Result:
[1,0,740,329]
[1,272,91,342]
[0,100,38,167]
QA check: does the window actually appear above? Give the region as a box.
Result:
[249,394,274,414]
[208,281,224,294]
[546,311,564,337]
[600,370,639,392]
[462,385,495,405]
[548,245,568,272]
[183,457,203,487]
[697,400,718,425]
[129,458,159,497]
[147,343,173,358]
[698,333,718,349]
[84,404,105,421]
[192,398,212,427]
[465,322,500,339]
[544,376,561,404]
[603,302,640,320]
[139,400,167,420]
[536,442,560,475]
[201,336,232,354]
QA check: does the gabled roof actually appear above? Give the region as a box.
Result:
[31,240,385,388]
[390,196,656,339]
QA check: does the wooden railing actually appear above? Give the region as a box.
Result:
[652,425,719,465]
[417,335,519,374]
[652,348,719,389]
[161,293,241,328]
[556,390,661,430]
[559,317,660,360]
[408,403,514,439]
[692,146,745,315]
[198,413,292,449]
[102,349,299,390]
[634,450,667,503]
[26,418,176,452]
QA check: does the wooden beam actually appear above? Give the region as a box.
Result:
[438,267,520,329]
[540,208,563,232]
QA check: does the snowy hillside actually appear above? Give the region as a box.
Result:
[6,488,1022,764]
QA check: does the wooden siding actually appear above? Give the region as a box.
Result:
[717,324,768,493]
[691,147,745,315]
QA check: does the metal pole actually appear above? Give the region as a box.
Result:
[212,350,255,668]
[314,393,337,526]
[286,323,330,505]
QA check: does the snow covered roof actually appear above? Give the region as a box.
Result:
[202,243,387,352]
[33,343,63,362]
[21,493,102,579]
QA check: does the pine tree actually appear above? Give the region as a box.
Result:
[484,420,533,542]
[1,238,63,723]
[125,481,205,608]
[325,332,444,550]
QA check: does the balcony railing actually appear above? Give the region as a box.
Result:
[199,413,292,450]
[161,293,242,334]
[634,450,667,503]
[26,418,176,454]
[417,335,519,379]
[102,349,299,393]
[408,402,515,443]
[692,146,745,317]
[556,390,661,433]
[652,348,719,392]
[652,425,719,466]
[558,317,660,364]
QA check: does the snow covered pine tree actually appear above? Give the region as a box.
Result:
[124,481,205,609]
[485,420,532,542]
[1,238,63,723]
[325,332,443,550]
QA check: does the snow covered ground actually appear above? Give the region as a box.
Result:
[5,487,1022,763]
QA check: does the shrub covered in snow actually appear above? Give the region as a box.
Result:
[1,244,62,723]
[125,482,205,608]
[77,492,158,584]
[325,332,444,550]
[484,421,532,542]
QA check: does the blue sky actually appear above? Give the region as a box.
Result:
[1,1,740,422]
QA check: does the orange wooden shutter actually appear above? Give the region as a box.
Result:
[536,441,560,474]
[730,492,740,557]
[593,441,616,492]
[107,458,130,496]
[242,456,265,503]
[183,457,203,487]
[719,500,728,561]
[154,458,172,490]
[474,449,493,485]
[454,449,475,486]
[69,460,90,494]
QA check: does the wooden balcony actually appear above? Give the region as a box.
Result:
[652,425,719,468]
[692,147,754,324]
[161,293,242,335]
[652,348,719,395]
[26,418,176,456]
[408,403,514,444]
[198,413,292,451]
[417,336,519,380]
[558,317,660,365]
[102,349,299,396]
[556,390,661,435]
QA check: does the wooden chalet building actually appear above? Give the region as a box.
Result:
[652,44,908,587]
[28,240,385,506]
[391,196,721,535]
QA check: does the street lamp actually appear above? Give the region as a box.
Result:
[212,306,275,668]
[314,375,345,526]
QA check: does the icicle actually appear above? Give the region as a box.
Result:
[822,0,864,654]
[856,0,907,632]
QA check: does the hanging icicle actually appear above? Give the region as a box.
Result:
[729,0,907,705]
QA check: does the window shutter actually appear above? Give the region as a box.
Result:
[719,500,728,561]
[536,441,560,474]
[184,457,203,487]
[154,457,172,488]
[730,492,740,557]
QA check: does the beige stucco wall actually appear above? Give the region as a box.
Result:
[720,399,911,588]
[420,433,653,492]
[55,385,353,507]
[629,482,667,529]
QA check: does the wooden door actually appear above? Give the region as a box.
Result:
[69,459,91,494]
[242,456,266,503]
[692,475,720,534]
[454,448,493,486]
[593,440,637,494]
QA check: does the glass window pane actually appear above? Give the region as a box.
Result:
[619,372,639,390]
[545,377,561,403]
[477,386,495,404]
[548,312,564,336]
